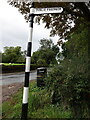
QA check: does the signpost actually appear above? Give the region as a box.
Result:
[21,2,63,120]
[34,7,63,14]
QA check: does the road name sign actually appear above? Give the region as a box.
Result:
[34,7,63,14]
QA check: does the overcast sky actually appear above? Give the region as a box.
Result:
[0,0,59,54]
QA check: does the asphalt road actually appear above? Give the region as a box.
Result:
[0,71,37,85]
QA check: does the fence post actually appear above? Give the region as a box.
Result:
[21,2,34,119]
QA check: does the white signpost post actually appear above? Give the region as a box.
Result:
[21,2,63,120]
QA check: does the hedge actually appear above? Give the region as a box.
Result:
[2,64,47,73]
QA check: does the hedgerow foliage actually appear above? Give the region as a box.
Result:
[45,24,90,118]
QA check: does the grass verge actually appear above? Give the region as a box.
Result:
[2,81,72,119]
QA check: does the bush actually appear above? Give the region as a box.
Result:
[45,65,67,105]
[45,57,90,118]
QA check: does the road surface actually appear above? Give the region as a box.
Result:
[0,71,37,85]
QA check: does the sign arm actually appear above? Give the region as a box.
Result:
[34,7,63,15]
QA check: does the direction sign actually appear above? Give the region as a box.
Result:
[34,7,63,14]
[22,4,63,120]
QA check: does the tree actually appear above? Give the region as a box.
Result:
[37,59,46,66]
[31,39,59,65]
[8,1,90,41]
[2,46,26,63]
[31,50,40,64]
[39,38,54,50]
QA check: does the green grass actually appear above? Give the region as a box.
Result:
[2,88,22,118]
[2,81,72,119]
[2,63,25,66]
